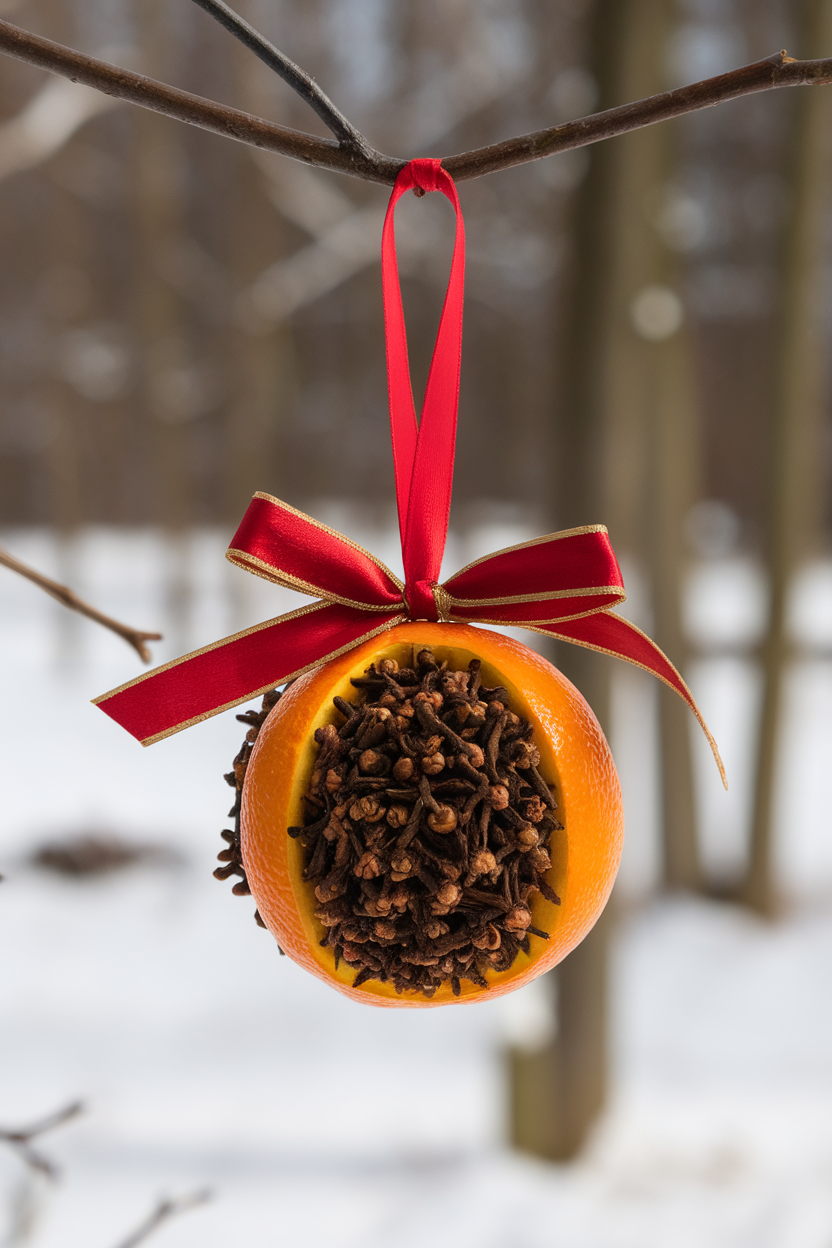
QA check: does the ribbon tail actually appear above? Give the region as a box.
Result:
[93,602,405,746]
[534,611,727,788]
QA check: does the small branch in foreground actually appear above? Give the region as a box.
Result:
[0,17,396,182]
[188,0,377,159]
[0,20,831,183]
[0,547,162,663]
[110,1190,212,1248]
[0,1100,84,1180]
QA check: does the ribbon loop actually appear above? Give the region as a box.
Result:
[442,526,624,604]
[382,159,465,595]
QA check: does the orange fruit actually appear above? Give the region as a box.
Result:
[241,621,623,1008]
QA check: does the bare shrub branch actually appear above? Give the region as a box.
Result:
[188,0,376,157]
[110,1190,212,1248]
[0,547,162,663]
[0,1101,84,1181]
[0,17,395,182]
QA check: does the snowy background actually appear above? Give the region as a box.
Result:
[1,518,832,1248]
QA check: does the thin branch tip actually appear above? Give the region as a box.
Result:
[0,546,162,662]
[111,1188,212,1248]
[0,1099,85,1181]
[187,0,378,159]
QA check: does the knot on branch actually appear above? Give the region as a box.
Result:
[407,158,446,196]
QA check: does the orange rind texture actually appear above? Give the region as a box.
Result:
[241,622,623,1008]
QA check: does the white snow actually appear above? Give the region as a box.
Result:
[1,525,831,1248]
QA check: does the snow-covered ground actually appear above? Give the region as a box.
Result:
[1,522,831,1248]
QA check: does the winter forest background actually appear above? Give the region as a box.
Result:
[1,0,832,1245]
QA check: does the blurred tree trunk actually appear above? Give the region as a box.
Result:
[740,0,832,916]
[510,0,694,1161]
[507,901,613,1160]
[224,7,295,628]
[42,0,86,658]
[554,0,701,895]
[133,0,195,650]
[642,300,703,892]
[595,29,702,896]
[223,149,287,527]
[44,181,85,538]
[226,27,290,492]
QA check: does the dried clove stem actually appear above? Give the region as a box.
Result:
[216,688,284,940]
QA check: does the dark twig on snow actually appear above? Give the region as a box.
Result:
[188,0,377,158]
[0,546,161,663]
[110,1189,212,1248]
[0,1100,84,1181]
[0,19,830,184]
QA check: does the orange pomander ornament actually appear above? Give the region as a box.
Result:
[96,161,721,1010]
[240,623,622,1008]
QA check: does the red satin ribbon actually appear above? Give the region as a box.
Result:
[383,159,464,614]
[94,159,725,785]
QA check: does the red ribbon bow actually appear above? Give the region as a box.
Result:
[95,159,724,785]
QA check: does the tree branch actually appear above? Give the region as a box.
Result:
[110,1190,211,1248]
[0,1100,84,1181]
[0,547,162,663]
[442,52,832,180]
[0,18,398,182]
[0,21,830,184]
[188,0,377,159]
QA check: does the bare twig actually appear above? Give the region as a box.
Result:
[0,1100,84,1181]
[0,18,396,182]
[443,52,832,180]
[188,0,376,158]
[0,547,162,663]
[0,20,830,182]
[110,1190,212,1248]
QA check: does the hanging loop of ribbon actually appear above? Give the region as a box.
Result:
[382,159,465,619]
[94,159,726,787]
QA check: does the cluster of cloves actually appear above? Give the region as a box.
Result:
[215,688,282,936]
[293,647,562,998]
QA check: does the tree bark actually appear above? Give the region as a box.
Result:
[508,0,631,1163]
[133,0,196,652]
[741,0,832,916]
